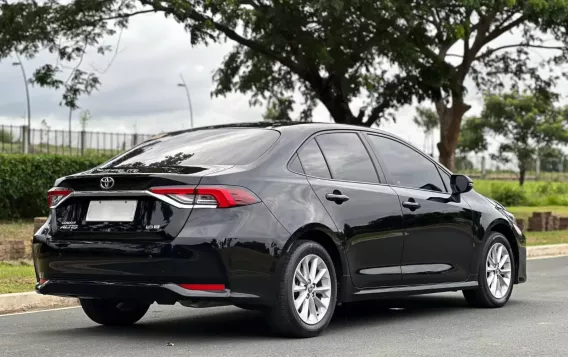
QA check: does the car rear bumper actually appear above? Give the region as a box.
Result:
[33,204,291,306]
[36,280,257,306]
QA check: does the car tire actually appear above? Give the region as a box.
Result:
[80,299,150,326]
[265,240,337,338]
[463,232,515,308]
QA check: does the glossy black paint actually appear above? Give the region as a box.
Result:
[34,122,527,308]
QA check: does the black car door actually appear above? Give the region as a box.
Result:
[365,134,475,285]
[297,131,404,289]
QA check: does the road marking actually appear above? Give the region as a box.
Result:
[0,306,80,318]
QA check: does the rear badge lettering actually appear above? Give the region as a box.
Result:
[146,225,161,230]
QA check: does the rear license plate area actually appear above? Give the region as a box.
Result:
[85,200,138,222]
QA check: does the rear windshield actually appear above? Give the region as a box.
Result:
[100,128,280,168]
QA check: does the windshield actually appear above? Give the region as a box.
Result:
[99,128,280,169]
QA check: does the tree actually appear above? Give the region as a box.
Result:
[79,109,91,131]
[457,116,487,155]
[0,1,438,122]
[537,146,565,172]
[413,106,438,156]
[454,116,487,172]
[262,98,293,122]
[374,1,568,171]
[479,91,568,186]
[3,1,568,171]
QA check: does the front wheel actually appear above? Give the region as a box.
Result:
[463,232,515,308]
[80,299,150,326]
[265,240,337,338]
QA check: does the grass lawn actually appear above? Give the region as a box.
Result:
[525,230,568,246]
[507,206,568,220]
[0,262,35,294]
[0,220,33,241]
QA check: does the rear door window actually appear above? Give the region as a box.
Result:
[100,128,280,168]
[316,133,379,183]
[298,139,332,179]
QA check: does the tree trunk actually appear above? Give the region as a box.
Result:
[323,98,358,124]
[519,168,526,186]
[435,96,471,171]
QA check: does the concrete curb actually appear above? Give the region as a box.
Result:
[0,245,567,315]
[0,292,78,315]
[527,244,568,258]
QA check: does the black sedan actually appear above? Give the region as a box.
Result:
[33,122,527,338]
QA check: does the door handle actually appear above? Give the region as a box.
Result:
[402,200,421,211]
[326,192,350,204]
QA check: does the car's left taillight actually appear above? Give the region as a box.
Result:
[47,187,73,208]
[149,186,260,208]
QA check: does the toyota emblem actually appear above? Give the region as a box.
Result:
[100,177,115,190]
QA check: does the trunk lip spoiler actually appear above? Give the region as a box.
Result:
[51,190,216,210]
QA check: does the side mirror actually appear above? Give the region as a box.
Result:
[450,174,473,194]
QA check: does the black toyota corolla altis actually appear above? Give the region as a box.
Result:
[33,122,527,337]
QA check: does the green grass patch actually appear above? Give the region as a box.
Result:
[525,230,568,246]
[0,221,33,241]
[0,262,36,294]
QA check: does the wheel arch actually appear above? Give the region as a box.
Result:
[282,223,349,297]
[487,220,520,284]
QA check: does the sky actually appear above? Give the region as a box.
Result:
[0,10,562,163]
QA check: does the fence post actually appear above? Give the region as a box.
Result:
[21,125,29,154]
[80,130,86,156]
[536,154,541,181]
[481,156,486,179]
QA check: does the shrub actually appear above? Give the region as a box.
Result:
[489,184,527,206]
[0,129,13,143]
[0,154,108,219]
[473,179,568,207]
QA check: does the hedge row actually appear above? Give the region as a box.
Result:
[0,154,108,219]
[474,180,568,207]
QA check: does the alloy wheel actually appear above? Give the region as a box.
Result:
[292,254,332,325]
[486,243,512,299]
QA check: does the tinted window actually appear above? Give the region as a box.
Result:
[298,139,331,179]
[289,154,305,174]
[101,128,280,168]
[440,169,451,193]
[367,135,444,191]
[316,133,379,183]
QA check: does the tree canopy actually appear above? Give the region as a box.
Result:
[3,0,568,171]
[478,91,568,185]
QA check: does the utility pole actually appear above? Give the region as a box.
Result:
[177,73,194,128]
[12,53,31,153]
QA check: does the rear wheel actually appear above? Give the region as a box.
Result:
[80,299,150,326]
[265,240,337,338]
[463,232,515,308]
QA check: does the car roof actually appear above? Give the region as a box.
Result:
[156,121,413,147]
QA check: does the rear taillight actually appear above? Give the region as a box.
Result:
[150,186,260,208]
[47,187,73,208]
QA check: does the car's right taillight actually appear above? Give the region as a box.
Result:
[47,187,73,208]
[149,186,260,208]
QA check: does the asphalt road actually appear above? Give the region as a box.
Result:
[1,257,567,357]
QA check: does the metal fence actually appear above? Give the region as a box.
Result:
[0,125,154,157]
[455,154,568,182]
